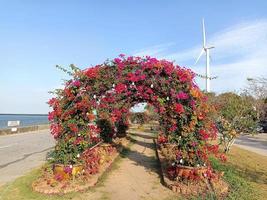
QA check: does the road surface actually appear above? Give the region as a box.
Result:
[234,133,267,156]
[0,130,55,186]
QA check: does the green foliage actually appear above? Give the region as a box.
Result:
[216,93,258,133]
[207,92,258,133]
[208,92,258,152]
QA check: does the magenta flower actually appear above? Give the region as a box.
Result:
[176,92,189,100]
[72,80,81,87]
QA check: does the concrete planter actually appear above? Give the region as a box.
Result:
[175,165,207,179]
[53,164,83,180]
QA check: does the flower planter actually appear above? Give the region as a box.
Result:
[53,164,83,180]
[162,143,177,150]
[175,165,207,180]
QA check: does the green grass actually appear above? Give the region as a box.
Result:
[0,168,77,200]
[210,157,255,200]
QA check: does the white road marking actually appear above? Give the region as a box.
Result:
[0,143,18,149]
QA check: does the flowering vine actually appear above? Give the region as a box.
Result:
[48,55,223,168]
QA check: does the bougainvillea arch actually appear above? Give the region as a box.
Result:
[48,55,222,168]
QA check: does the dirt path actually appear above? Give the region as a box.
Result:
[75,130,176,200]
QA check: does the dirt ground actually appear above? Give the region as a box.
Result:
[73,130,177,200]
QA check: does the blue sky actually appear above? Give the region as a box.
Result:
[0,0,267,114]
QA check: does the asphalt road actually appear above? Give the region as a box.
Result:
[0,130,55,186]
[234,133,267,156]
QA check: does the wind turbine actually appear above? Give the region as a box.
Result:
[195,18,215,92]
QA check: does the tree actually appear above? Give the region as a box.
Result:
[244,77,267,123]
[210,92,258,152]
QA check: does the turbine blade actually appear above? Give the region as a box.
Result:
[194,49,204,65]
[202,18,206,47]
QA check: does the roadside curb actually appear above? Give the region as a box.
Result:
[0,124,49,136]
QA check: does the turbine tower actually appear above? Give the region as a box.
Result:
[195,19,215,92]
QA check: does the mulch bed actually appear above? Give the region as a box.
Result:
[153,139,229,199]
[32,138,129,195]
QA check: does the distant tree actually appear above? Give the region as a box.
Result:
[244,77,267,122]
[209,92,258,152]
[144,103,159,121]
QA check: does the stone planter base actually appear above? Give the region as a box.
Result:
[32,138,129,195]
[154,139,229,198]
[53,164,83,180]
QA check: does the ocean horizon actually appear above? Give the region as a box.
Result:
[0,114,49,129]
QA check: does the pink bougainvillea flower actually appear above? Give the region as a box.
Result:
[127,72,139,82]
[176,91,189,100]
[48,98,58,107]
[48,111,56,121]
[83,66,99,79]
[50,123,62,139]
[115,83,127,94]
[71,80,81,87]
[174,103,185,114]
[63,166,72,174]
[68,123,79,133]
[114,58,121,64]
[199,129,209,140]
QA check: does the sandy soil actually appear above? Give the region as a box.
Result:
[74,130,176,200]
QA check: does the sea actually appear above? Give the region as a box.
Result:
[0,114,49,129]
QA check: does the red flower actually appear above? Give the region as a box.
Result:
[50,123,62,139]
[74,137,83,145]
[174,103,185,114]
[115,83,127,94]
[199,129,209,140]
[71,80,81,87]
[68,123,79,133]
[83,66,99,79]
[219,154,227,162]
[48,98,58,107]
[127,73,139,82]
[48,111,56,121]
[176,92,189,100]
[114,58,121,64]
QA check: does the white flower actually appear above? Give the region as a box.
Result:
[197,164,200,167]
[70,165,73,169]
[78,133,81,136]
[150,84,154,88]
[77,154,80,158]
[166,96,170,101]
[171,162,176,166]
[179,159,184,164]
[132,82,135,85]
[112,84,115,88]
[93,95,96,99]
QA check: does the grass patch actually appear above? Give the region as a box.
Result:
[209,146,267,200]
[0,168,77,200]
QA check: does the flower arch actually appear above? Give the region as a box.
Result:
[48,55,221,168]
